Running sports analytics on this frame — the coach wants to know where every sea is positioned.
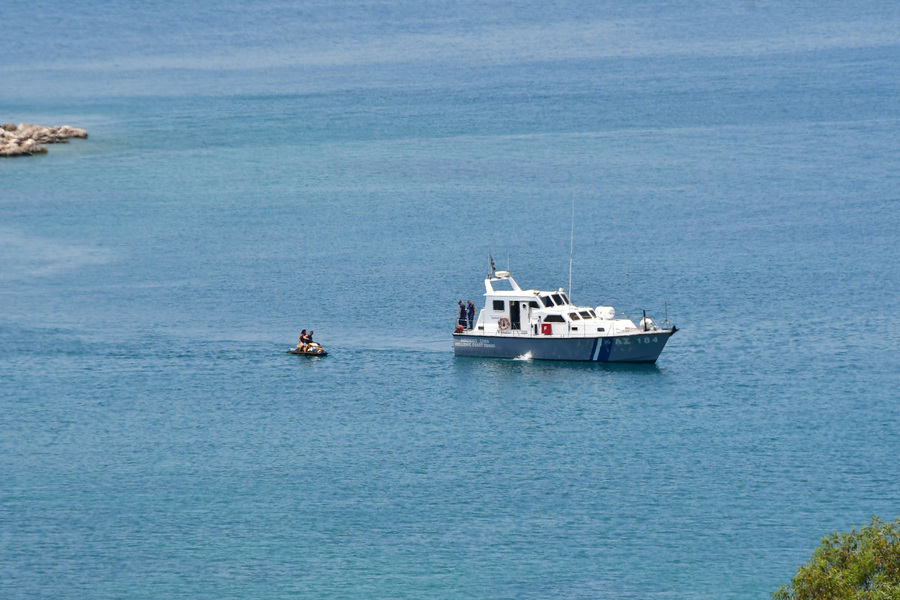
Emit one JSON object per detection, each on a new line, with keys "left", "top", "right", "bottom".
{"left": 1, "top": 1, "right": 899, "bottom": 598}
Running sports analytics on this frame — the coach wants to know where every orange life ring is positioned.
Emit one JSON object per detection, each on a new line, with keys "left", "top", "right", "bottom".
{"left": 498, "top": 316, "right": 510, "bottom": 331}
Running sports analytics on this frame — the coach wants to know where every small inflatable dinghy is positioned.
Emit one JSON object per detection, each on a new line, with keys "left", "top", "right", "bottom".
{"left": 286, "top": 343, "right": 328, "bottom": 356}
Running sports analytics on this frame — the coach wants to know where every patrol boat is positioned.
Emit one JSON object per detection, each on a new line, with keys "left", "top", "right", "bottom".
{"left": 453, "top": 269, "right": 677, "bottom": 363}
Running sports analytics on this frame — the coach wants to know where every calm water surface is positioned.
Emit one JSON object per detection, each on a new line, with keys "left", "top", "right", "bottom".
{"left": 2, "top": 2, "right": 899, "bottom": 598}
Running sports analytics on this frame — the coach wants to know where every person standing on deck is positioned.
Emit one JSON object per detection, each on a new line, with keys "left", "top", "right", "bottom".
{"left": 466, "top": 300, "right": 476, "bottom": 329}
{"left": 457, "top": 300, "right": 467, "bottom": 329}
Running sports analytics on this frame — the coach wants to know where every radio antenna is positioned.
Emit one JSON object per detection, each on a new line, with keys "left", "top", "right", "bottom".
{"left": 568, "top": 189, "right": 575, "bottom": 299}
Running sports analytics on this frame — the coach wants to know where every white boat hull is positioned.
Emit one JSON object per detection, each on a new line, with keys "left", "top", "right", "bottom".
{"left": 453, "top": 329, "right": 676, "bottom": 363}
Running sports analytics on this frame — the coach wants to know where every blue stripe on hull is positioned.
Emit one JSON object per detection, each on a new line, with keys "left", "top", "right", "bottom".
{"left": 596, "top": 338, "right": 614, "bottom": 362}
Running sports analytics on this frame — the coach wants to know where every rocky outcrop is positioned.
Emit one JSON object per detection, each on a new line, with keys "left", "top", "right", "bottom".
{"left": 1, "top": 122, "right": 88, "bottom": 157}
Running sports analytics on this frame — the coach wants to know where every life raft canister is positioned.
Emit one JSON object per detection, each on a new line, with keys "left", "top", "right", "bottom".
{"left": 498, "top": 316, "right": 510, "bottom": 331}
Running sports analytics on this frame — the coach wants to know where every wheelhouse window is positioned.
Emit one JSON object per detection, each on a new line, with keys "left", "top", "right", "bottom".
{"left": 529, "top": 300, "right": 540, "bottom": 309}
{"left": 544, "top": 315, "right": 565, "bottom": 323}
{"left": 579, "top": 311, "right": 592, "bottom": 319}
{"left": 560, "top": 293, "right": 570, "bottom": 305}
{"left": 493, "top": 300, "right": 505, "bottom": 311}
{"left": 552, "top": 293, "right": 564, "bottom": 306}
{"left": 540, "top": 295, "right": 554, "bottom": 308}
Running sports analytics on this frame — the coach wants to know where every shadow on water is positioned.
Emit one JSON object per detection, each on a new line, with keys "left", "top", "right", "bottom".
{"left": 451, "top": 354, "right": 663, "bottom": 377}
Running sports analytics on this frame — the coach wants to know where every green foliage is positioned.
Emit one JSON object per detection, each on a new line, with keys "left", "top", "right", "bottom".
{"left": 774, "top": 516, "right": 900, "bottom": 600}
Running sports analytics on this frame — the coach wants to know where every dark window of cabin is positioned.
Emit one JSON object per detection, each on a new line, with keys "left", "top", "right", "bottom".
{"left": 560, "top": 293, "right": 570, "bottom": 305}
{"left": 493, "top": 300, "right": 505, "bottom": 311}
{"left": 569, "top": 312, "right": 580, "bottom": 320}
{"left": 540, "top": 295, "right": 553, "bottom": 307}
{"left": 552, "top": 293, "right": 564, "bottom": 306}
{"left": 544, "top": 314, "right": 565, "bottom": 323}
{"left": 597, "top": 327, "right": 605, "bottom": 332}
{"left": 588, "top": 310, "right": 596, "bottom": 318}
{"left": 580, "top": 311, "right": 592, "bottom": 319}
{"left": 529, "top": 300, "right": 539, "bottom": 309}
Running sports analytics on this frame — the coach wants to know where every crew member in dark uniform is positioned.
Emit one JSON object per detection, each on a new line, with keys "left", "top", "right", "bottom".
{"left": 457, "top": 300, "right": 467, "bottom": 328}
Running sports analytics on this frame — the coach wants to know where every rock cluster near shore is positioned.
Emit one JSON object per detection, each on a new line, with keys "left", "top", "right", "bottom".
{"left": 1, "top": 122, "right": 89, "bottom": 157}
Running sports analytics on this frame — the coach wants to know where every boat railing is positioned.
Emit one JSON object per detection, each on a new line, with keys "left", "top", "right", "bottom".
{"left": 453, "top": 317, "right": 632, "bottom": 338}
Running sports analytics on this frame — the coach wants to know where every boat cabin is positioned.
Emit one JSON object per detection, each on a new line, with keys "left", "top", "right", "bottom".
{"left": 467, "top": 270, "right": 650, "bottom": 338}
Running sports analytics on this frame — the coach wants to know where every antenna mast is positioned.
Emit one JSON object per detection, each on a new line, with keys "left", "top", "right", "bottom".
{"left": 568, "top": 189, "right": 575, "bottom": 299}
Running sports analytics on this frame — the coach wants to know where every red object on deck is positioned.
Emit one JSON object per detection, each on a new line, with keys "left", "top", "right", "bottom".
{"left": 541, "top": 323, "right": 552, "bottom": 335}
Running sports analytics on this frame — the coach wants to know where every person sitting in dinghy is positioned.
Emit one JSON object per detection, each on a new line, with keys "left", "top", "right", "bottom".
{"left": 297, "top": 329, "right": 310, "bottom": 351}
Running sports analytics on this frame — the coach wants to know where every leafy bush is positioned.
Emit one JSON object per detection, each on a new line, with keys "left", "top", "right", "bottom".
{"left": 774, "top": 516, "right": 900, "bottom": 600}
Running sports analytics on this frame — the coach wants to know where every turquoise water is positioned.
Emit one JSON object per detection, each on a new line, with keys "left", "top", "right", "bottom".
{"left": 2, "top": 2, "right": 899, "bottom": 598}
